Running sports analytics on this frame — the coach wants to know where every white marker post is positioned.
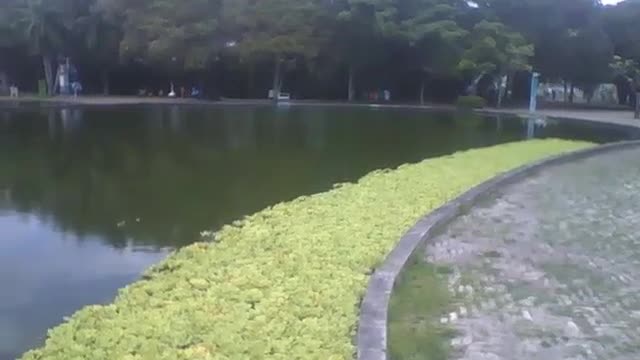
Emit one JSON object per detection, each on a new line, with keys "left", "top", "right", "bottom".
{"left": 529, "top": 72, "right": 540, "bottom": 113}
{"left": 527, "top": 72, "right": 540, "bottom": 139}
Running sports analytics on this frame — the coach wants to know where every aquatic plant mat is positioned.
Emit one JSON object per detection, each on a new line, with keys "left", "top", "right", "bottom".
{"left": 22, "top": 139, "right": 591, "bottom": 360}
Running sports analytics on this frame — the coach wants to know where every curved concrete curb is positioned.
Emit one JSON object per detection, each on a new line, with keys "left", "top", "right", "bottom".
{"left": 357, "top": 139, "right": 640, "bottom": 360}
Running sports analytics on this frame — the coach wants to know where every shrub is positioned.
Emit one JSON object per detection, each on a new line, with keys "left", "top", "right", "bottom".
{"left": 455, "top": 95, "right": 487, "bottom": 109}
{"left": 21, "top": 140, "right": 591, "bottom": 360}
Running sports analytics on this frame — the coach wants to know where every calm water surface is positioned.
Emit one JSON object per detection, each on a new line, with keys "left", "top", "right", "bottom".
{"left": 0, "top": 105, "right": 634, "bottom": 359}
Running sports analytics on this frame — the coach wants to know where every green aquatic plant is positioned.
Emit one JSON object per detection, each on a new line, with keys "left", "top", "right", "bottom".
{"left": 22, "top": 139, "right": 591, "bottom": 360}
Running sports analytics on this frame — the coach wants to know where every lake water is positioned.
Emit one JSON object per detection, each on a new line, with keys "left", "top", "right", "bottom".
{"left": 0, "top": 104, "right": 634, "bottom": 359}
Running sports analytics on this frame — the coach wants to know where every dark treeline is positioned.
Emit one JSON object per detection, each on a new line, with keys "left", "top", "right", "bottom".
{"left": 1, "top": 0, "right": 640, "bottom": 104}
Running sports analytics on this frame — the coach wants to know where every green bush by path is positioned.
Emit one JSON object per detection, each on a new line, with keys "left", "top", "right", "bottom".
{"left": 21, "top": 139, "right": 591, "bottom": 360}
{"left": 455, "top": 95, "right": 487, "bottom": 109}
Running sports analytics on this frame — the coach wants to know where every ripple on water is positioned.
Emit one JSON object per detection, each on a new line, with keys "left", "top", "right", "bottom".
{"left": 425, "top": 147, "right": 640, "bottom": 360}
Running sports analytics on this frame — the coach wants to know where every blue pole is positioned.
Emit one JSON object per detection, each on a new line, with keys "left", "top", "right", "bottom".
{"left": 529, "top": 72, "right": 540, "bottom": 113}
{"left": 527, "top": 117, "right": 535, "bottom": 139}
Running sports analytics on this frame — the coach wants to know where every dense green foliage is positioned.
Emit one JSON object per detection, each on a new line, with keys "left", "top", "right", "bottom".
{"left": 455, "top": 95, "right": 487, "bottom": 109}
{"left": 21, "top": 140, "right": 590, "bottom": 360}
{"left": 2, "top": 1, "right": 640, "bottom": 102}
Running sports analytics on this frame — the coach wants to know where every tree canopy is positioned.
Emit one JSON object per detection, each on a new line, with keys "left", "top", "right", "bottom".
{"left": 2, "top": 0, "right": 640, "bottom": 104}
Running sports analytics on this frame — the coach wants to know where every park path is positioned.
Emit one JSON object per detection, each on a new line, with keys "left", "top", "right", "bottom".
{"left": 485, "top": 108, "right": 640, "bottom": 129}
{"left": 426, "top": 146, "right": 640, "bottom": 360}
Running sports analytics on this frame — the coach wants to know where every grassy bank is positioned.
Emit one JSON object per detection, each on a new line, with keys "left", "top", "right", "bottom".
{"left": 388, "top": 255, "right": 456, "bottom": 360}
{"left": 22, "top": 139, "right": 591, "bottom": 360}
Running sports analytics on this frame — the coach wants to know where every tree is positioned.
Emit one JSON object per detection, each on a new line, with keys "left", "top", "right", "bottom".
{"left": 98, "top": 0, "right": 223, "bottom": 95}
{"left": 74, "top": 0, "right": 122, "bottom": 94}
{"left": 610, "top": 55, "right": 640, "bottom": 105}
{"left": 7, "top": 0, "right": 638, "bottom": 103}
{"left": 604, "top": 0, "right": 640, "bottom": 61}
{"left": 0, "top": 0, "right": 26, "bottom": 48}
{"left": 13, "top": 0, "right": 74, "bottom": 95}
{"left": 564, "top": 25, "right": 613, "bottom": 102}
{"left": 224, "top": 0, "right": 329, "bottom": 102}
{"left": 458, "top": 20, "right": 533, "bottom": 106}
{"left": 401, "top": 0, "right": 468, "bottom": 104}
{"left": 475, "top": 0, "right": 614, "bottom": 104}
{"left": 327, "top": 0, "right": 399, "bottom": 101}
{"left": 604, "top": 0, "right": 640, "bottom": 104}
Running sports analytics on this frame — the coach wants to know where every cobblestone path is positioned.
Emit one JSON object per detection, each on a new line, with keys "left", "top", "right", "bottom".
{"left": 425, "top": 147, "right": 640, "bottom": 360}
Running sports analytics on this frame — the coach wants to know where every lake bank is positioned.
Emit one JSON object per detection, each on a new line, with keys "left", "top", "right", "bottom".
{"left": 3, "top": 95, "right": 639, "bottom": 130}
{"left": 20, "top": 140, "right": 590, "bottom": 359}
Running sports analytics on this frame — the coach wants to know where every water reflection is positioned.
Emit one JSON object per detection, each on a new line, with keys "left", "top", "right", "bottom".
{"left": 0, "top": 105, "right": 632, "bottom": 359}
{"left": 0, "top": 212, "right": 168, "bottom": 359}
{"left": 0, "top": 107, "right": 634, "bottom": 249}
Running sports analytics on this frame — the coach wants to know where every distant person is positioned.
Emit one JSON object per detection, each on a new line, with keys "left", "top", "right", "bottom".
{"left": 9, "top": 84, "right": 19, "bottom": 97}
{"left": 72, "top": 81, "right": 82, "bottom": 97}
{"left": 384, "top": 89, "right": 390, "bottom": 102}
{"left": 191, "top": 87, "right": 200, "bottom": 98}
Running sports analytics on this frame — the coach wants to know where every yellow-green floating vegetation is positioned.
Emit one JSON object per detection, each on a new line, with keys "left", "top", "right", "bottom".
{"left": 22, "top": 139, "right": 591, "bottom": 360}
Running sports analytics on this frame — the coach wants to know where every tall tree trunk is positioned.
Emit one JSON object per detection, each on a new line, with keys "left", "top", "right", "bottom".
{"left": 102, "top": 69, "right": 110, "bottom": 95}
{"left": 199, "top": 79, "right": 205, "bottom": 98}
{"left": 348, "top": 65, "right": 355, "bottom": 102}
{"left": 505, "top": 73, "right": 513, "bottom": 102}
{"left": 247, "top": 63, "right": 254, "bottom": 98}
{"left": 0, "top": 71, "right": 7, "bottom": 94}
{"left": 43, "top": 54, "right": 54, "bottom": 96}
{"left": 615, "top": 79, "right": 628, "bottom": 106}
{"left": 419, "top": 76, "right": 425, "bottom": 105}
{"left": 496, "top": 74, "right": 506, "bottom": 108}
{"left": 272, "top": 58, "right": 282, "bottom": 103}
{"left": 569, "top": 83, "right": 575, "bottom": 103}
{"left": 563, "top": 81, "right": 568, "bottom": 103}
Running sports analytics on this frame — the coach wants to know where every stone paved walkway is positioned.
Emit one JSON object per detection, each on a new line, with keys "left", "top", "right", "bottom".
{"left": 425, "top": 147, "right": 640, "bottom": 360}
{"left": 487, "top": 108, "right": 640, "bottom": 129}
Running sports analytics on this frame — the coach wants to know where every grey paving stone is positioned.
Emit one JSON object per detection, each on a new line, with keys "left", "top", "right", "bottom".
{"left": 423, "top": 147, "right": 640, "bottom": 360}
